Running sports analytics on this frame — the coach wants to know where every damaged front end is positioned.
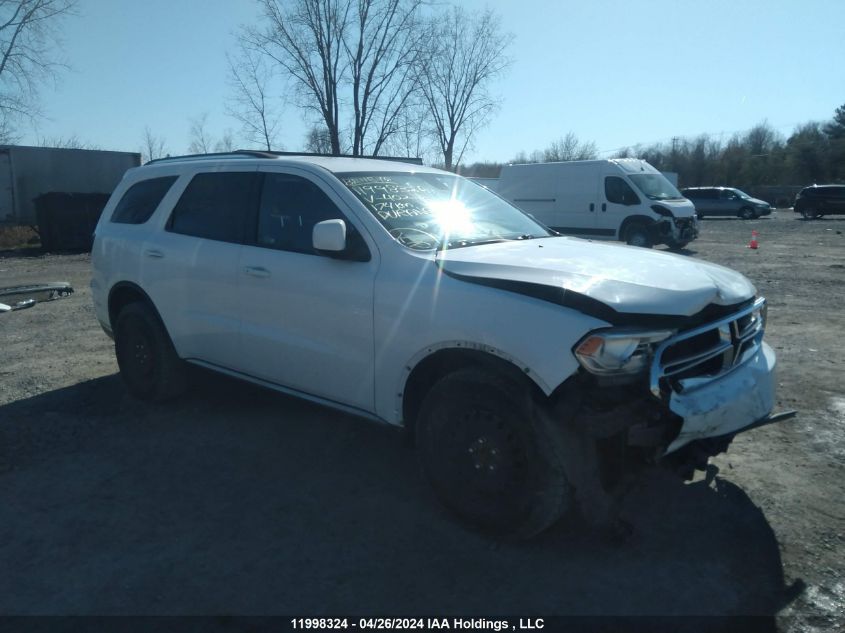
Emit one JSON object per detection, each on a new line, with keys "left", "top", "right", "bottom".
{"left": 544, "top": 297, "right": 784, "bottom": 527}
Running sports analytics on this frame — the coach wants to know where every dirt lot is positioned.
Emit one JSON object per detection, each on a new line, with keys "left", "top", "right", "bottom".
{"left": 1, "top": 212, "right": 843, "bottom": 630}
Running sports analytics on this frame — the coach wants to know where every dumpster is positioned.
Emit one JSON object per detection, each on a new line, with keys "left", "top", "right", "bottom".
{"left": 34, "top": 192, "right": 111, "bottom": 251}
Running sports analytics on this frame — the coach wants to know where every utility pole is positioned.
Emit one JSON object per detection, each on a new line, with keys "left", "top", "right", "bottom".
{"left": 671, "top": 136, "right": 679, "bottom": 171}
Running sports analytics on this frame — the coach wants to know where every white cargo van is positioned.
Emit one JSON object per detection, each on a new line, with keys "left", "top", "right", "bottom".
{"left": 490, "top": 159, "right": 698, "bottom": 249}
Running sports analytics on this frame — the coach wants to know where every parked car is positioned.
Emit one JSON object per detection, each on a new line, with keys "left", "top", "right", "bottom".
{"left": 481, "top": 159, "right": 698, "bottom": 250}
{"left": 793, "top": 184, "right": 845, "bottom": 219}
{"left": 681, "top": 187, "right": 773, "bottom": 219}
{"left": 91, "top": 151, "right": 779, "bottom": 538}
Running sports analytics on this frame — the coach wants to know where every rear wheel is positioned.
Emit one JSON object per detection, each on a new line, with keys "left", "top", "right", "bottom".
{"left": 114, "top": 302, "right": 186, "bottom": 401}
{"left": 415, "top": 367, "right": 571, "bottom": 539}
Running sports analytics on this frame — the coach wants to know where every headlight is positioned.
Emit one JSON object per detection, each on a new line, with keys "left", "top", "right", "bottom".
{"left": 574, "top": 329, "right": 673, "bottom": 378}
{"left": 753, "top": 297, "right": 767, "bottom": 331}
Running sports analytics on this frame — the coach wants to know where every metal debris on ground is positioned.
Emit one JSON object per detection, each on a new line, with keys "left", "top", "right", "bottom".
{"left": 0, "top": 282, "right": 73, "bottom": 315}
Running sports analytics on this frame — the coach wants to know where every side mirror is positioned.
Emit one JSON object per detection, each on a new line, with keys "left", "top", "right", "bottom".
{"left": 313, "top": 219, "right": 347, "bottom": 252}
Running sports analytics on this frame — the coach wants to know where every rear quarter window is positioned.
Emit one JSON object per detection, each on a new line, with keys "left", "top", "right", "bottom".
{"left": 111, "top": 176, "right": 178, "bottom": 224}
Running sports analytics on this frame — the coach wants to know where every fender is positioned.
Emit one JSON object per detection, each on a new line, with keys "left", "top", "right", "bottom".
{"left": 107, "top": 281, "right": 173, "bottom": 340}
{"left": 396, "top": 341, "right": 554, "bottom": 426}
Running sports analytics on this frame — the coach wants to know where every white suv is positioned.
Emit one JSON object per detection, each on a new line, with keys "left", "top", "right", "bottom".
{"left": 91, "top": 151, "right": 779, "bottom": 538}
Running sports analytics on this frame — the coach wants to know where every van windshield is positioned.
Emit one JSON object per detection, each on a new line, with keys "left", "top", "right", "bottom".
{"left": 628, "top": 174, "right": 684, "bottom": 201}
{"left": 339, "top": 172, "right": 552, "bottom": 250}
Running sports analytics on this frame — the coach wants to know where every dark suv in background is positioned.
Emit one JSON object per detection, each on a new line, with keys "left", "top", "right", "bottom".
{"left": 681, "top": 187, "right": 773, "bottom": 219}
{"left": 793, "top": 185, "right": 845, "bottom": 219}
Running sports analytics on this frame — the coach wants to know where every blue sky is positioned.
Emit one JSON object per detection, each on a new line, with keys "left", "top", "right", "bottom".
{"left": 22, "top": 0, "right": 845, "bottom": 163}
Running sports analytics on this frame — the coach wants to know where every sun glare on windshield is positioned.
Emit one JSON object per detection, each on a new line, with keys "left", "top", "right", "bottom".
{"left": 428, "top": 198, "right": 474, "bottom": 237}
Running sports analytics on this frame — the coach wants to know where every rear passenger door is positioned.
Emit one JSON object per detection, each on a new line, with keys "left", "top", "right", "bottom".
{"left": 237, "top": 167, "right": 377, "bottom": 411}
{"left": 695, "top": 189, "right": 719, "bottom": 216}
{"left": 141, "top": 167, "right": 259, "bottom": 368}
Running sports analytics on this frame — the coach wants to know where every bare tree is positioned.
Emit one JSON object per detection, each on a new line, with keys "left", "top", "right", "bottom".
{"left": 226, "top": 50, "right": 283, "bottom": 150}
{"left": 304, "top": 124, "right": 332, "bottom": 153}
{"left": 0, "top": 0, "right": 76, "bottom": 133}
{"left": 542, "top": 132, "right": 598, "bottom": 162}
{"left": 417, "top": 7, "right": 512, "bottom": 170}
{"left": 37, "top": 134, "right": 97, "bottom": 149}
{"left": 188, "top": 113, "right": 214, "bottom": 153}
{"left": 344, "top": 0, "right": 424, "bottom": 156}
{"left": 245, "top": 0, "right": 347, "bottom": 155}
{"left": 382, "top": 101, "right": 434, "bottom": 162}
{"left": 214, "top": 128, "right": 236, "bottom": 152}
{"left": 140, "top": 126, "right": 167, "bottom": 163}
{"left": 242, "top": 0, "right": 426, "bottom": 157}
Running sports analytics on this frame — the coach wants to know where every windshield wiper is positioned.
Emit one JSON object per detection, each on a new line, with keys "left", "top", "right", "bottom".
{"left": 444, "top": 238, "right": 508, "bottom": 249}
{"left": 437, "top": 233, "right": 540, "bottom": 251}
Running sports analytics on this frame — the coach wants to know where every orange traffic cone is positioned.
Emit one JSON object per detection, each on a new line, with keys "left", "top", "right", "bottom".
{"left": 748, "top": 230, "right": 759, "bottom": 249}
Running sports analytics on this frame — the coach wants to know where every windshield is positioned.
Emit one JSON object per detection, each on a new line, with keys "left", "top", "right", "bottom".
{"left": 733, "top": 189, "right": 753, "bottom": 199}
{"left": 628, "top": 174, "right": 684, "bottom": 201}
{"left": 339, "top": 172, "right": 552, "bottom": 250}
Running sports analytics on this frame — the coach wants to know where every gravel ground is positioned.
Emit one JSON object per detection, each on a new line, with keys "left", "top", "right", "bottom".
{"left": 0, "top": 212, "right": 843, "bottom": 630}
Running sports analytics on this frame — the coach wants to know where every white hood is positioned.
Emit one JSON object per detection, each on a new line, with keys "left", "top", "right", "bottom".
{"left": 437, "top": 236, "right": 756, "bottom": 317}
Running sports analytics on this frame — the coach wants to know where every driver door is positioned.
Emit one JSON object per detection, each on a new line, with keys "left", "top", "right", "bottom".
{"left": 600, "top": 175, "right": 641, "bottom": 236}
{"left": 237, "top": 167, "right": 378, "bottom": 411}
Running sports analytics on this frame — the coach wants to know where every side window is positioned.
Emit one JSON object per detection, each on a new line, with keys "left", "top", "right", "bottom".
{"left": 256, "top": 173, "right": 360, "bottom": 256}
{"left": 111, "top": 176, "right": 178, "bottom": 224}
{"left": 683, "top": 190, "right": 699, "bottom": 200}
{"left": 168, "top": 172, "right": 257, "bottom": 243}
{"left": 719, "top": 189, "right": 736, "bottom": 200}
{"left": 703, "top": 189, "right": 718, "bottom": 200}
{"left": 604, "top": 176, "right": 639, "bottom": 205}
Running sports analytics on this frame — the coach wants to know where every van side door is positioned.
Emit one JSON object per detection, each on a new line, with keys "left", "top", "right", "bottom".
{"left": 237, "top": 167, "right": 377, "bottom": 411}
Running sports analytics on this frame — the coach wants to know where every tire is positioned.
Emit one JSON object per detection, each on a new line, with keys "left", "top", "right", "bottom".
{"left": 801, "top": 208, "right": 819, "bottom": 220}
{"left": 415, "top": 367, "right": 571, "bottom": 539}
{"left": 738, "top": 207, "right": 755, "bottom": 220}
{"left": 114, "top": 301, "right": 186, "bottom": 401}
{"left": 624, "top": 223, "right": 652, "bottom": 248}
{"left": 668, "top": 240, "right": 690, "bottom": 251}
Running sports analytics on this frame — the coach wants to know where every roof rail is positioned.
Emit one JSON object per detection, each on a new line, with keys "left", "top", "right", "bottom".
{"left": 146, "top": 149, "right": 423, "bottom": 166}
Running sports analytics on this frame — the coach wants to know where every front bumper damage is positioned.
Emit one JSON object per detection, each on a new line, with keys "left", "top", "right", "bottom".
{"left": 656, "top": 216, "right": 699, "bottom": 244}
{"left": 542, "top": 341, "right": 790, "bottom": 529}
{"left": 665, "top": 342, "right": 776, "bottom": 453}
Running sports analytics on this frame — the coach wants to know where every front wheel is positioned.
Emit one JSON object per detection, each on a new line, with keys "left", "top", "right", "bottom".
{"left": 738, "top": 207, "right": 756, "bottom": 220}
{"left": 801, "top": 208, "right": 819, "bottom": 220}
{"left": 624, "top": 224, "right": 653, "bottom": 248}
{"left": 114, "top": 302, "right": 186, "bottom": 401}
{"left": 415, "top": 367, "right": 571, "bottom": 539}
{"left": 668, "top": 240, "right": 691, "bottom": 251}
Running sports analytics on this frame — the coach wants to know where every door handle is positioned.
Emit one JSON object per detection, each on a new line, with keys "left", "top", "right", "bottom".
{"left": 244, "top": 266, "right": 270, "bottom": 278}
{"left": 602, "top": 203, "right": 607, "bottom": 212}
{"left": 144, "top": 249, "right": 164, "bottom": 258}
{"left": 589, "top": 203, "right": 595, "bottom": 212}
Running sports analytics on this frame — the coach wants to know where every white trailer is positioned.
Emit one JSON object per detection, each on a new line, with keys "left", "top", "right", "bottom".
{"left": 0, "top": 145, "right": 141, "bottom": 225}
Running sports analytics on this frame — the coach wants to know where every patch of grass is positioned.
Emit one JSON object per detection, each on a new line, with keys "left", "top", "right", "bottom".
{"left": 0, "top": 225, "right": 40, "bottom": 250}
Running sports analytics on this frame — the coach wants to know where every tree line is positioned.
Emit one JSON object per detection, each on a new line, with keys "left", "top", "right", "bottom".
{"left": 457, "top": 106, "right": 845, "bottom": 196}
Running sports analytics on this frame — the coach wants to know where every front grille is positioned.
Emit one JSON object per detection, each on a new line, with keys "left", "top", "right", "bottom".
{"left": 650, "top": 297, "right": 766, "bottom": 397}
